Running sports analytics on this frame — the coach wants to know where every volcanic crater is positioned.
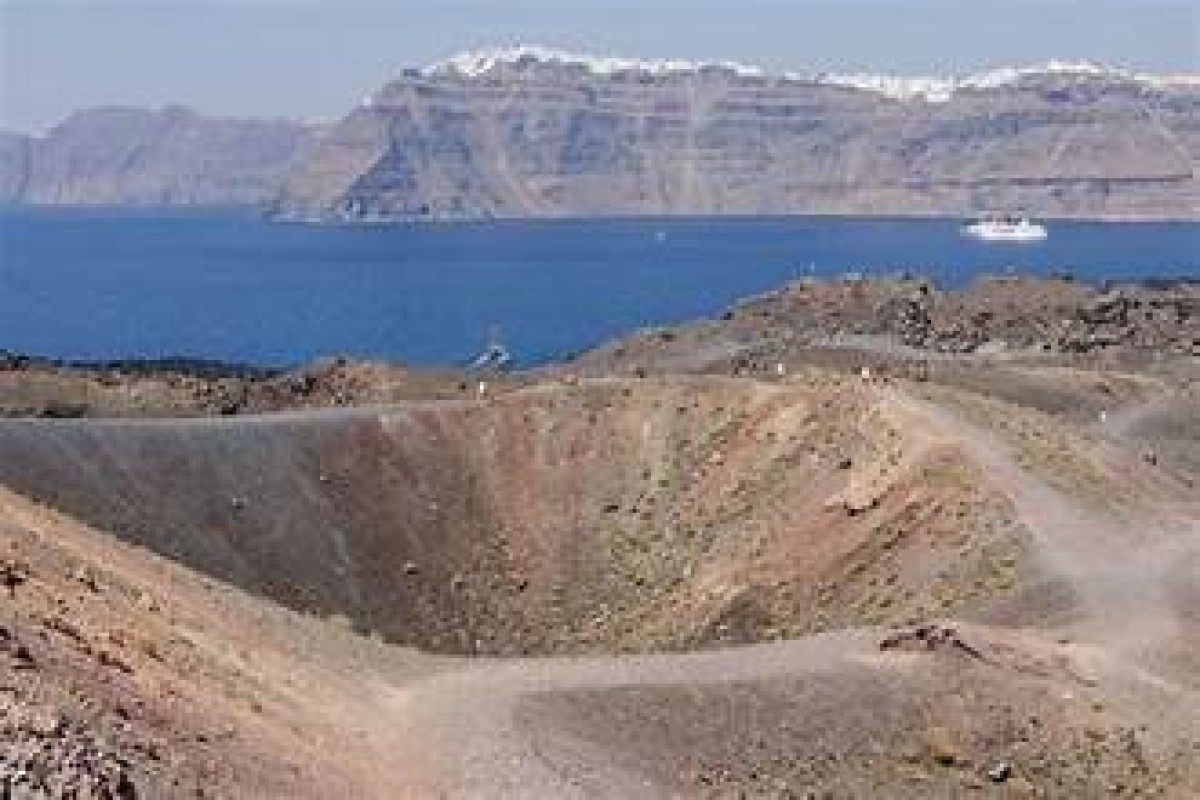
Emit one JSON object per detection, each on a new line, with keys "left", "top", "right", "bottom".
{"left": 0, "top": 374, "right": 1045, "bottom": 658}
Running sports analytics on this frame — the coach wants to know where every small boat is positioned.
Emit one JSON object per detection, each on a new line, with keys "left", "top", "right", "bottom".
{"left": 468, "top": 326, "right": 513, "bottom": 372}
{"left": 962, "top": 214, "right": 1048, "bottom": 242}
{"left": 468, "top": 342, "right": 512, "bottom": 372}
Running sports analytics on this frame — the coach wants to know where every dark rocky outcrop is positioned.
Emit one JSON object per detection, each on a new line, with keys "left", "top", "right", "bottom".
{"left": 571, "top": 275, "right": 1200, "bottom": 381}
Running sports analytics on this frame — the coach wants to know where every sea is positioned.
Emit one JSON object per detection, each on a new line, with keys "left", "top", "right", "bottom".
{"left": 1, "top": 207, "right": 1196, "bottom": 368}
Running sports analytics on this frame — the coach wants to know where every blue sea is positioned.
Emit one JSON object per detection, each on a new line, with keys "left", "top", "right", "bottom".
{"left": 1, "top": 207, "right": 1197, "bottom": 367}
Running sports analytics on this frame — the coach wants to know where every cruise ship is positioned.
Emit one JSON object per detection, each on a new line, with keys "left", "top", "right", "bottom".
{"left": 962, "top": 215, "right": 1048, "bottom": 242}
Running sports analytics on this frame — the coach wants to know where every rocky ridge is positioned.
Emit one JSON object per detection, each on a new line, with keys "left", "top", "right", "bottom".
{"left": 272, "top": 49, "right": 1200, "bottom": 221}
{"left": 0, "top": 353, "right": 526, "bottom": 419}
{"left": 424, "top": 47, "right": 1200, "bottom": 102}
{"left": 562, "top": 276, "right": 1200, "bottom": 382}
{"left": 4, "top": 49, "right": 1198, "bottom": 219}
{"left": 1, "top": 106, "right": 318, "bottom": 206}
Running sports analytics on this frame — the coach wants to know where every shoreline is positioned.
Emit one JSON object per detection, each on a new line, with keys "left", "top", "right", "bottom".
{"left": 5, "top": 202, "right": 1200, "bottom": 225}
{"left": 3, "top": 272, "right": 1195, "bottom": 418}
{"left": 3, "top": 271, "right": 1197, "bottom": 377}
{"left": 3, "top": 272, "right": 1196, "bottom": 376}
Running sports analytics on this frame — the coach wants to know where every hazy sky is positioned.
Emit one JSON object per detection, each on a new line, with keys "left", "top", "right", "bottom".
{"left": 2, "top": 0, "right": 1197, "bottom": 133}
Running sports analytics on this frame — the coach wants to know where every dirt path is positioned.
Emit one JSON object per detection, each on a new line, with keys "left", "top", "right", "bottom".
{"left": 1099, "top": 398, "right": 1167, "bottom": 440}
{"left": 888, "top": 388, "right": 1200, "bottom": 661}
{"left": 372, "top": 630, "right": 884, "bottom": 798}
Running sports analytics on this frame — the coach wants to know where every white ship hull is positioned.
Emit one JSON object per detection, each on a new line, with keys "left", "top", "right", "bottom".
{"left": 963, "top": 219, "right": 1048, "bottom": 242}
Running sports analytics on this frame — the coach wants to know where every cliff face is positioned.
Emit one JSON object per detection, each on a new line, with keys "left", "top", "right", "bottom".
{"left": 0, "top": 131, "right": 32, "bottom": 203}
{"left": 3, "top": 105, "right": 318, "bottom": 207}
{"left": 272, "top": 53, "right": 1200, "bottom": 221}
{"left": 4, "top": 52, "right": 1198, "bottom": 219}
